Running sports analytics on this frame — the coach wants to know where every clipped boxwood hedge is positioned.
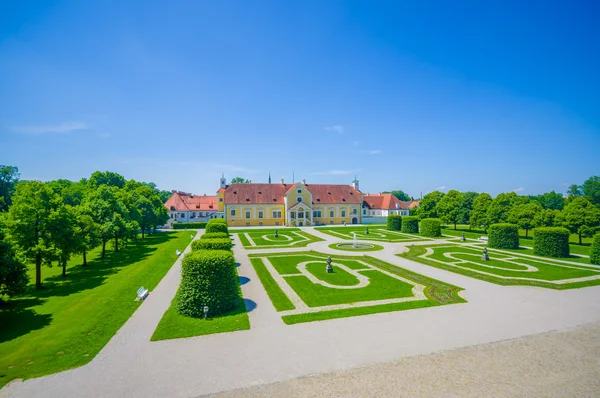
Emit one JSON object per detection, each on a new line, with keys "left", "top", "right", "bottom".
{"left": 589, "top": 233, "right": 600, "bottom": 265}
{"left": 420, "top": 218, "right": 442, "bottom": 237}
{"left": 209, "top": 218, "right": 227, "bottom": 224}
{"left": 401, "top": 216, "right": 419, "bottom": 234}
{"left": 176, "top": 250, "right": 239, "bottom": 317}
{"left": 191, "top": 238, "right": 232, "bottom": 251}
{"left": 488, "top": 223, "right": 519, "bottom": 249}
{"left": 201, "top": 232, "right": 230, "bottom": 240}
{"left": 172, "top": 222, "right": 207, "bottom": 230}
{"left": 387, "top": 214, "right": 402, "bottom": 231}
{"left": 533, "top": 227, "right": 570, "bottom": 258}
{"left": 206, "top": 221, "right": 228, "bottom": 234}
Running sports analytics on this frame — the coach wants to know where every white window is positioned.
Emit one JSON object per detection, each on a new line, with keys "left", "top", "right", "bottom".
{"left": 352, "top": 208, "right": 357, "bottom": 214}
{"left": 341, "top": 210, "right": 346, "bottom": 217}
{"left": 180, "top": 213, "right": 185, "bottom": 218}
{"left": 245, "top": 210, "right": 251, "bottom": 219}
{"left": 313, "top": 210, "right": 322, "bottom": 218}
{"left": 273, "top": 210, "right": 282, "bottom": 218}
{"left": 329, "top": 209, "right": 334, "bottom": 217}
{"left": 258, "top": 211, "right": 263, "bottom": 219}
{"left": 297, "top": 189, "right": 302, "bottom": 194}
{"left": 230, "top": 208, "right": 236, "bottom": 216}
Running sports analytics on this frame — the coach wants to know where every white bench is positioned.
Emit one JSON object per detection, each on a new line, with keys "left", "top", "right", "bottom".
{"left": 176, "top": 249, "right": 182, "bottom": 256}
{"left": 478, "top": 236, "right": 488, "bottom": 242}
{"left": 137, "top": 286, "right": 149, "bottom": 301}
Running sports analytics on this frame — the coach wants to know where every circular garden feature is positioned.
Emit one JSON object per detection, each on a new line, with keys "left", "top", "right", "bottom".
{"left": 328, "top": 242, "right": 384, "bottom": 252}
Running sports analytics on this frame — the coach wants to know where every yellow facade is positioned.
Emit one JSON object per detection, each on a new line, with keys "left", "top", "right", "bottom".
{"left": 225, "top": 204, "right": 286, "bottom": 227}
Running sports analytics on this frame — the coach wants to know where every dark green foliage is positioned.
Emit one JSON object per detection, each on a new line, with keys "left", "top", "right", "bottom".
{"left": 589, "top": 233, "right": 600, "bottom": 265}
{"left": 387, "top": 214, "right": 402, "bottom": 231}
{"left": 172, "top": 222, "right": 207, "bottom": 229}
{"left": 420, "top": 218, "right": 442, "bottom": 237}
{"left": 209, "top": 218, "right": 227, "bottom": 224}
{"left": 191, "top": 238, "right": 232, "bottom": 251}
{"left": 200, "top": 232, "right": 230, "bottom": 240}
{"left": 488, "top": 223, "right": 519, "bottom": 249}
{"left": 533, "top": 227, "right": 570, "bottom": 258}
{"left": 176, "top": 250, "right": 240, "bottom": 317}
{"left": 0, "top": 225, "right": 29, "bottom": 298}
{"left": 401, "top": 216, "right": 419, "bottom": 233}
{"left": 206, "top": 221, "right": 228, "bottom": 234}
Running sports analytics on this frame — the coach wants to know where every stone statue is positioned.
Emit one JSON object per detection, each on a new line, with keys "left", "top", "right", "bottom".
{"left": 461, "top": 232, "right": 466, "bottom": 241}
{"left": 274, "top": 229, "right": 278, "bottom": 238}
{"left": 365, "top": 227, "right": 369, "bottom": 235}
{"left": 326, "top": 263, "right": 333, "bottom": 273}
{"left": 482, "top": 247, "right": 489, "bottom": 261}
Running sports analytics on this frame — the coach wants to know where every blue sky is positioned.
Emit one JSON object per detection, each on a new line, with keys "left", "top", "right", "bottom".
{"left": 1, "top": 1, "right": 598, "bottom": 198}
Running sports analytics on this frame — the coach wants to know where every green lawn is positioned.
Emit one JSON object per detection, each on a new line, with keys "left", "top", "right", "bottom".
{"left": 400, "top": 243, "right": 600, "bottom": 289}
{"left": 315, "top": 226, "right": 426, "bottom": 242}
{"left": 0, "top": 231, "right": 191, "bottom": 389}
{"left": 236, "top": 229, "right": 323, "bottom": 249}
{"left": 249, "top": 251, "right": 465, "bottom": 324}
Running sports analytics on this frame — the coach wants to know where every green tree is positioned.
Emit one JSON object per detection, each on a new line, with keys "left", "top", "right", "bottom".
{"left": 487, "top": 192, "right": 518, "bottom": 225}
{"left": 50, "top": 204, "right": 80, "bottom": 277}
{"left": 230, "top": 177, "right": 251, "bottom": 184}
{"left": 85, "top": 185, "right": 121, "bottom": 258}
{"left": 582, "top": 176, "right": 600, "bottom": 206}
{"left": 508, "top": 202, "right": 542, "bottom": 237}
{"left": 535, "top": 191, "right": 565, "bottom": 210}
{"left": 75, "top": 205, "right": 100, "bottom": 266}
{"left": 561, "top": 197, "right": 600, "bottom": 244}
{"left": 567, "top": 184, "right": 582, "bottom": 200}
{"left": 470, "top": 193, "right": 492, "bottom": 231}
{"left": 533, "top": 208, "right": 561, "bottom": 228}
{"left": 457, "top": 192, "right": 479, "bottom": 225}
{"left": 0, "top": 219, "right": 29, "bottom": 299}
{"left": 436, "top": 190, "right": 463, "bottom": 229}
{"left": 88, "top": 171, "right": 126, "bottom": 189}
{"left": 383, "top": 190, "right": 411, "bottom": 201}
{"left": 416, "top": 191, "right": 445, "bottom": 219}
{"left": 0, "top": 165, "right": 20, "bottom": 212}
{"left": 3, "top": 181, "right": 63, "bottom": 288}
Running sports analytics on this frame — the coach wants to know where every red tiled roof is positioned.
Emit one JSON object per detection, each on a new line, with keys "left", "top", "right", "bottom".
{"left": 165, "top": 192, "right": 218, "bottom": 211}
{"left": 307, "top": 184, "right": 362, "bottom": 204}
{"left": 223, "top": 183, "right": 362, "bottom": 205}
{"left": 363, "top": 193, "right": 411, "bottom": 210}
{"left": 407, "top": 200, "right": 420, "bottom": 209}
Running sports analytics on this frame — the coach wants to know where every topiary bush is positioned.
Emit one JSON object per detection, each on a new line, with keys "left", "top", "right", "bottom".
{"left": 206, "top": 221, "right": 228, "bottom": 234}
{"left": 172, "top": 222, "right": 207, "bottom": 229}
{"left": 192, "top": 238, "right": 232, "bottom": 251}
{"left": 176, "top": 250, "right": 240, "bottom": 317}
{"left": 402, "top": 216, "right": 419, "bottom": 234}
{"left": 209, "top": 218, "right": 227, "bottom": 224}
{"left": 387, "top": 214, "right": 402, "bottom": 231}
{"left": 533, "top": 227, "right": 570, "bottom": 258}
{"left": 589, "top": 233, "right": 600, "bottom": 265}
{"left": 488, "top": 223, "right": 519, "bottom": 249}
{"left": 420, "top": 218, "right": 442, "bottom": 237}
{"left": 201, "top": 232, "right": 230, "bottom": 240}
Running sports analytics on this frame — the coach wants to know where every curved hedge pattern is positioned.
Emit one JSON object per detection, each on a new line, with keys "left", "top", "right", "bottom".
{"left": 533, "top": 227, "right": 570, "bottom": 258}
{"left": 401, "top": 216, "right": 419, "bottom": 234}
{"left": 420, "top": 218, "right": 442, "bottom": 237}
{"left": 176, "top": 250, "right": 239, "bottom": 317}
{"left": 590, "top": 233, "right": 600, "bottom": 265}
{"left": 191, "top": 238, "right": 233, "bottom": 251}
{"left": 387, "top": 214, "right": 402, "bottom": 231}
{"left": 201, "top": 232, "right": 230, "bottom": 240}
{"left": 488, "top": 223, "right": 519, "bottom": 249}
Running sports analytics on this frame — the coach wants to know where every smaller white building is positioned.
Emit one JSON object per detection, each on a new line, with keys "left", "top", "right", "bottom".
{"left": 362, "top": 193, "right": 416, "bottom": 224}
{"left": 164, "top": 191, "right": 222, "bottom": 224}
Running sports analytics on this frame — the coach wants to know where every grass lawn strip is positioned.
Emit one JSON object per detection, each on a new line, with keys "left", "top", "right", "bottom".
{"left": 249, "top": 258, "right": 295, "bottom": 311}
{"left": 236, "top": 230, "right": 323, "bottom": 249}
{"left": 248, "top": 251, "right": 465, "bottom": 324}
{"left": 0, "top": 231, "right": 191, "bottom": 389}
{"left": 315, "top": 226, "right": 424, "bottom": 242}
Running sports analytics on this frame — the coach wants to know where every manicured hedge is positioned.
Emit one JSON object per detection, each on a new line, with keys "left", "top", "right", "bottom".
{"left": 533, "top": 227, "right": 570, "bottom": 258}
{"left": 206, "top": 220, "right": 228, "bottom": 234}
{"left": 176, "top": 250, "right": 239, "bottom": 317}
{"left": 209, "top": 218, "right": 227, "bottom": 224}
{"left": 488, "top": 223, "right": 519, "bottom": 249}
{"left": 172, "top": 222, "right": 207, "bottom": 230}
{"left": 589, "top": 233, "right": 600, "bottom": 265}
{"left": 201, "top": 232, "right": 230, "bottom": 240}
{"left": 387, "top": 214, "right": 402, "bottom": 231}
{"left": 402, "top": 216, "right": 419, "bottom": 234}
{"left": 192, "top": 238, "right": 232, "bottom": 251}
{"left": 420, "top": 218, "right": 442, "bottom": 237}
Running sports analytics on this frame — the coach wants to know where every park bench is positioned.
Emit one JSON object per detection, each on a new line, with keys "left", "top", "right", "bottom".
{"left": 478, "top": 236, "right": 488, "bottom": 242}
{"left": 137, "top": 286, "right": 149, "bottom": 301}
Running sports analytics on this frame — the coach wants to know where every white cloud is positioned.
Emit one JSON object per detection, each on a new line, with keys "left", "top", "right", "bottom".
{"left": 513, "top": 187, "right": 525, "bottom": 192}
{"left": 12, "top": 121, "right": 90, "bottom": 135}
{"left": 324, "top": 125, "right": 344, "bottom": 134}
{"left": 310, "top": 169, "right": 353, "bottom": 176}
{"left": 363, "top": 149, "right": 381, "bottom": 155}
{"left": 436, "top": 185, "right": 447, "bottom": 191}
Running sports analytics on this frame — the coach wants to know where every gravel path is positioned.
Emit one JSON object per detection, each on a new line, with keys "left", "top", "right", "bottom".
{"left": 210, "top": 321, "right": 600, "bottom": 397}
{"left": 3, "top": 226, "right": 600, "bottom": 398}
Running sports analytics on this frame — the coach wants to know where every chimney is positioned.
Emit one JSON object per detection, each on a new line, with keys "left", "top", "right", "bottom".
{"left": 302, "top": 179, "right": 306, "bottom": 185}
{"left": 281, "top": 178, "right": 284, "bottom": 185}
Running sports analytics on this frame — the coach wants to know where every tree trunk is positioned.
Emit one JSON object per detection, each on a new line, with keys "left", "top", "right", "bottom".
{"left": 35, "top": 252, "right": 42, "bottom": 289}
{"left": 83, "top": 250, "right": 87, "bottom": 266}
{"left": 102, "top": 240, "right": 106, "bottom": 258}
{"left": 142, "top": 228, "right": 145, "bottom": 239}
{"left": 115, "top": 237, "right": 119, "bottom": 252}
{"left": 62, "top": 259, "right": 67, "bottom": 277}
{"left": 454, "top": 222, "right": 457, "bottom": 230}
{"left": 579, "top": 233, "right": 582, "bottom": 245}
{"left": 525, "top": 229, "right": 529, "bottom": 237}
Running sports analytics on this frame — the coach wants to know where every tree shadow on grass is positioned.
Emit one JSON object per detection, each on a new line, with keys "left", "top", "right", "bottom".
{"left": 0, "top": 298, "right": 52, "bottom": 343}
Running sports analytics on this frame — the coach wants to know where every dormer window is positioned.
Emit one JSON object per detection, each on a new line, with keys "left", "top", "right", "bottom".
{"left": 297, "top": 189, "right": 302, "bottom": 194}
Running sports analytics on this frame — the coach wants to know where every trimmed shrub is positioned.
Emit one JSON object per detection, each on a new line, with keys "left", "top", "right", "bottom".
{"left": 206, "top": 221, "right": 228, "bottom": 234}
{"left": 201, "top": 232, "right": 230, "bottom": 240}
{"left": 387, "top": 214, "right": 402, "bottom": 231}
{"left": 402, "top": 216, "right": 419, "bottom": 234}
{"left": 488, "top": 223, "right": 519, "bottom": 249}
{"left": 209, "top": 218, "right": 227, "bottom": 224}
{"left": 176, "top": 250, "right": 239, "bottom": 317}
{"left": 172, "top": 222, "right": 207, "bottom": 230}
{"left": 192, "top": 238, "right": 232, "bottom": 251}
{"left": 533, "top": 227, "right": 570, "bottom": 258}
{"left": 420, "top": 218, "right": 442, "bottom": 237}
{"left": 591, "top": 233, "right": 600, "bottom": 265}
